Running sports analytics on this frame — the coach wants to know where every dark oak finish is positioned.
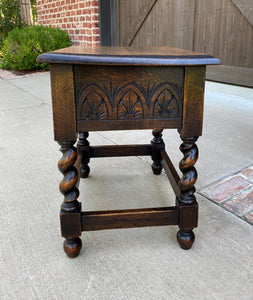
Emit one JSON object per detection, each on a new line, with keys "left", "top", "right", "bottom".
{"left": 160, "top": 149, "right": 180, "bottom": 198}
{"left": 50, "top": 64, "right": 76, "bottom": 141}
{"left": 77, "top": 132, "right": 90, "bottom": 178}
{"left": 151, "top": 129, "right": 164, "bottom": 175}
{"left": 178, "top": 137, "right": 198, "bottom": 205}
{"left": 58, "top": 141, "right": 82, "bottom": 258}
{"left": 176, "top": 136, "right": 199, "bottom": 250}
{"left": 77, "top": 118, "right": 181, "bottom": 132}
{"left": 78, "top": 144, "right": 152, "bottom": 158}
{"left": 74, "top": 65, "right": 183, "bottom": 132}
{"left": 181, "top": 67, "right": 206, "bottom": 138}
{"left": 37, "top": 46, "right": 220, "bottom": 258}
{"left": 81, "top": 207, "right": 178, "bottom": 231}
{"left": 37, "top": 45, "right": 220, "bottom": 66}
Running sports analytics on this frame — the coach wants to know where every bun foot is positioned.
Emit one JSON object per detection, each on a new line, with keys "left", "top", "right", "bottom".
{"left": 177, "top": 229, "right": 195, "bottom": 250}
{"left": 151, "top": 162, "right": 162, "bottom": 175}
{"left": 80, "top": 164, "right": 90, "bottom": 178}
{"left": 63, "top": 237, "right": 82, "bottom": 258}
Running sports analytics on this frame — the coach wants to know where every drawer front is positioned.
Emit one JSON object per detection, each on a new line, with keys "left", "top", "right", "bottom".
{"left": 74, "top": 65, "right": 184, "bottom": 131}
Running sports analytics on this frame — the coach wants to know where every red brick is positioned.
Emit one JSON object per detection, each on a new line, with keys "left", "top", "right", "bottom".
{"left": 80, "top": 29, "right": 91, "bottom": 35}
{"left": 240, "top": 167, "right": 253, "bottom": 182}
{"left": 84, "top": 36, "right": 92, "bottom": 42}
{"left": 91, "top": 1, "right": 99, "bottom": 6}
{"left": 92, "top": 28, "right": 99, "bottom": 35}
{"left": 84, "top": 8, "right": 91, "bottom": 14}
{"left": 201, "top": 175, "right": 252, "bottom": 203}
{"left": 92, "top": 42, "right": 100, "bottom": 47}
{"left": 91, "top": 7, "right": 99, "bottom": 14}
{"left": 244, "top": 212, "right": 253, "bottom": 225}
{"left": 37, "top": 0, "right": 100, "bottom": 47}
{"left": 92, "top": 21, "right": 99, "bottom": 28}
{"left": 83, "top": 22, "right": 91, "bottom": 28}
{"left": 92, "top": 14, "right": 98, "bottom": 21}
{"left": 92, "top": 35, "right": 100, "bottom": 42}
{"left": 223, "top": 188, "right": 253, "bottom": 217}
{"left": 85, "top": 1, "right": 90, "bottom": 8}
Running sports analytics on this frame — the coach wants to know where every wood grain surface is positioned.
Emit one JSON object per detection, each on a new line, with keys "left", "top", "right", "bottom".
{"left": 37, "top": 45, "right": 220, "bottom": 66}
{"left": 50, "top": 64, "right": 77, "bottom": 141}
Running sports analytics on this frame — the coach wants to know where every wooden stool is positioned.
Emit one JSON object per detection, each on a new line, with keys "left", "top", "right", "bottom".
{"left": 37, "top": 46, "right": 220, "bottom": 258}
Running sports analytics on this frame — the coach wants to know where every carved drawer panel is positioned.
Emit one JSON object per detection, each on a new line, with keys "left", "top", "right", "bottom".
{"left": 74, "top": 65, "right": 184, "bottom": 131}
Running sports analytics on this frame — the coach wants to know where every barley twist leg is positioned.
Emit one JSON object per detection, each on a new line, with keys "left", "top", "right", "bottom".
{"left": 58, "top": 141, "right": 82, "bottom": 258}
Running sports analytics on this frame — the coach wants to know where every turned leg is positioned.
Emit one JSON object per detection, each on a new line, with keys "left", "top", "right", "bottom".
{"left": 151, "top": 129, "right": 165, "bottom": 175}
{"left": 177, "top": 137, "right": 199, "bottom": 250}
{"left": 77, "top": 132, "right": 90, "bottom": 178}
{"left": 58, "top": 141, "right": 82, "bottom": 258}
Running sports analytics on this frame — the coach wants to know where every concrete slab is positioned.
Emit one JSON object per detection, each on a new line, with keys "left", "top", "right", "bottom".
{"left": 0, "top": 74, "right": 252, "bottom": 299}
{"left": 0, "top": 79, "right": 43, "bottom": 110}
{"left": 6, "top": 72, "right": 51, "bottom": 104}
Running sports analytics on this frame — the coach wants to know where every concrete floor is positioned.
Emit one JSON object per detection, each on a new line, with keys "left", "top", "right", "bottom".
{"left": 0, "top": 72, "right": 252, "bottom": 299}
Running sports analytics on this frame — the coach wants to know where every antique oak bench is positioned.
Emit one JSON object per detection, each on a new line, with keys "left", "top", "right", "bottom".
{"left": 37, "top": 46, "right": 220, "bottom": 258}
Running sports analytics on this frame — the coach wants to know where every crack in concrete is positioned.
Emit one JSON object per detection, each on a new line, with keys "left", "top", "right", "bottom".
{"left": 4, "top": 79, "right": 50, "bottom": 105}
{"left": 0, "top": 103, "right": 49, "bottom": 113}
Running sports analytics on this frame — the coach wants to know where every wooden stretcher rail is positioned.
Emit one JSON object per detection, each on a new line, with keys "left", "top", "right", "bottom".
{"left": 78, "top": 144, "right": 152, "bottom": 157}
{"left": 81, "top": 206, "right": 178, "bottom": 231}
{"left": 74, "top": 153, "right": 82, "bottom": 189}
{"left": 160, "top": 150, "right": 181, "bottom": 197}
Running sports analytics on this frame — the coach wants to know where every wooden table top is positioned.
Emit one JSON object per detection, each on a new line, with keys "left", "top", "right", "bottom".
{"left": 37, "top": 45, "right": 220, "bottom": 66}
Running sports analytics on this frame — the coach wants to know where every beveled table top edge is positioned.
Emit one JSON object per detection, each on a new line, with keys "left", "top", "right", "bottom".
{"left": 37, "top": 52, "right": 221, "bottom": 66}
{"left": 37, "top": 46, "right": 221, "bottom": 66}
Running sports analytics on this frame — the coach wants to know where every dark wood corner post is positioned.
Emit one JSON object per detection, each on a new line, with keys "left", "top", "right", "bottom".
{"left": 176, "top": 66, "right": 206, "bottom": 249}
{"left": 50, "top": 64, "right": 82, "bottom": 258}
{"left": 58, "top": 142, "right": 82, "bottom": 257}
{"left": 77, "top": 132, "right": 90, "bottom": 178}
{"left": 151, "top": 129, "right": 165, "bottom": 175}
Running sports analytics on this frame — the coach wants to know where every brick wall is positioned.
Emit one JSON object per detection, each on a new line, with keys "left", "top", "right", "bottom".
{"left": 36, "top": 0, "right": 100, "bottom": 47}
